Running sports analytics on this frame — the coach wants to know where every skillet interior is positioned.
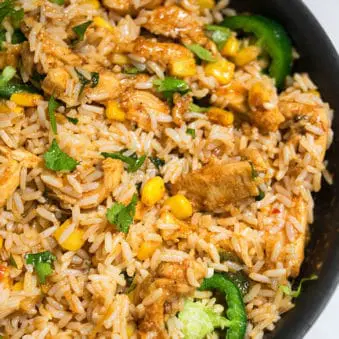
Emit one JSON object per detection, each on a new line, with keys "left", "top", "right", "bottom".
{"left": 229, "top": 0, "right": 339, "bottom": 338}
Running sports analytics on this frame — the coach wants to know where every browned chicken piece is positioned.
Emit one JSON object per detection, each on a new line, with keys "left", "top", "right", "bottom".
{"left": 240, "top": 148, "right": 268, "bottom": 172}
{"left": 171, "top": 160, "right": 259, "bottom": 212}
{"left": 133, "top": 37, "right": 196, "bottom": 77}
{"left": 248, "top": 81, "right": 285, "bottom": 132}
{"left": 265, "top": 195, "right": 308, "bottom": 277}
{"left": 120, "top": 90, "right": 170, "bottom": 131}
{"left": 102, "top": 0, "right": 164, "bottom": 15}
{"left": 0, "top": 146, "right": 41, "bottom": 208}
{"left": 172, "top": 93, "right": 192, "bottom": 126}
{"left": 138, "top": 261, "right": 206, "bottom": 338}
{"left": 141, "top": 5, "right": 208, "bottom": 45}
{"left": 43, "top": 158, "right": 123, "bottom": 209}
{"left": 0, "top": 45, "right": 22, "bottom": 70}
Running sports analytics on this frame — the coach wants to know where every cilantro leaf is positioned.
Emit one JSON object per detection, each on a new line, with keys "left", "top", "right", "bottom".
{"left": 48, "top": 95, "right": 60, "bottom": 134}
{"left": 154, "top": 77, "right": 190, "bottom": 101}
{"left": 66, "top": 116, "right": 79, "bottom": 125}
{"left": 90, "top": 72, "right": 99, "bottom": 88}
{"left": 75, "top": 68, "right": 99, "bottom": 94}
{"left": 186, "top": 128, "right": 196, "bottom": 139}
{"left": 0, "top": 0, "right": 24, "bottom": 28}
{"left": 149, "top": 156, "right": 165, "bottom": 170}
{"left": 185, "top": 44, "right": 216, "bottom": 62}
{"left": 106, "top": 194, "right": 138, "bottom": 233}
{"left": 25, "top": 251, "right": 56, "bottom": 284}
{"left": 44, "top": 139, "right": 78, "bottom": 172}
{"left": 255, "top": 189, "right": 265, "bottom": 201}
{"left": 49, "top": 0, "right": 65, "bottom": 5}
{"left": 279, "top": 274, "right": 318, "bottom": 298}
{"left": 72, "top": 20, "right": 92, "bottom": 43}
{"left": 101, "top": 151, "right": 146, "bottom": 173}
{"left": 205, "top": 25, "right": 231, "bottom": 50}
{"left": 189, "top": 103, "right": 209, "bottom": 113}
{"left": 9, "top": 254, "right": 17, "bottom": 268}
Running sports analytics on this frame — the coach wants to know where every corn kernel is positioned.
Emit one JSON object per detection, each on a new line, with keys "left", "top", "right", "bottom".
{"left": 55, "top": 113, "right": 67, "bottom": 124}
{"left": 234, "top": 46, "right": 261, "bottom": 66}
{"left": 10, "top": 93, "right": 43, "bottom": 107}
{"left": 170, "top": 58, "right": 197, "bottom": 77}
{"left": 0, "top": 102, "right": 23, "bottom": 114}
{"left": 127, "top": 322, "right": 136, "bottom": 338}
{"left": 54, "top": 219, "right": 85, "bottom": 252}
{"left": 197, "top": 0, "right": 215, "bottom": 9}
{"left": 112, "top": 53, "right": 129, "bottom": 65}
{"left": 141, "top": 176, "right": 165, "bottom": 207}
{"left": 204, "top": 59, "right": 235, "bottom": 85}
{"left": 208, "top": 107, "right": 234, "bottom": 126}
{"left": 93, "top": 16, "right": 115, "bottom": 33}
{"left": 12, "top": 281, "right": 23, "bottom": 291}
{"left": 80, "top": 0, "right": 100, "bottom": 9}
{"left": 105, "top": 101, "right": 126, "bottom": 122}
{"left": 0, "top": 236, "right": 3, "bottom": 250}
{"left": 165, "top": 194, "right": 193, "bottom": 219}
{"left": 222, "top": 36, "right": 240, "bottom": 58}
{"left": 137, "top": 241, "right": 161, "bottom": 260}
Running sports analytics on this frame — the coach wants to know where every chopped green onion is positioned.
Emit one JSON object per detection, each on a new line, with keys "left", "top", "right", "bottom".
{"left": 205, "top": 25, "right": 231, "bottom": 50}
{"left": 9, "top": 254, "right": 17, "bottom": 268}
{"left": 185, "top": 44, "right": 216, "bottom": 62}
{"left": 186, "top": 128, "right": 196, "bottom": 139}
{"left": 101, "top": 151, "right": 146, "bottom": 173}
{"left": 48, "top": 0, "right": 65, "bottom": 5}
{"left": 48, "top": 95, "right": 60, "bottom": 134}
{"left": 189, "top": 103, "right": 209, "bottom": 113}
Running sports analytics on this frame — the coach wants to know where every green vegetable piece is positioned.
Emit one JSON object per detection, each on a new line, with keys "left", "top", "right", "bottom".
{"left": 205, "top": 25, "right": 231, "bottom": 50}
{"left": 222, "top": 15, "right": 292, "bottom": 88}
{"left": 106, "top": 194, "right": 138, "bottom": 233}
{"left": 179, "top": 300, "right": 230, "bottom": 339}
{"left": 9, "top": 254, "right": 17, "bottom": 268}
{"left": 186, "top": 128, "right": 196, "bottom": 139}
{"left": 224, "top": 272, "right": 250, "bottom": 297}
{"left": 49, "top": 0, "right": 65, "bottom": 5}
{"left": 154, "top": 77, "right": 190, "bottom": 100}
{"left": 149, "top": 156, "right": 165, "bottom": 170}
{"left": 11, "top": 29, "right": 26, "bottom": 44}
{"left": 72, "top": 20, "right": 92, "bottom": 43}
{"left": 75, "top": 68, "right": 99, "bottom": 94}
{"left": 66, "top": 116, "right": 79, "bottom": 125}
{"left": 189, "top": 102, "right": 209, "bottom": 113}
{"left": 200, "top": 273, "right": 247, "bottom": 339}
{"left": 255, "top": 189, "right": 265, "bottom": 201}
{"left": 44, "top": 139, "right": 78, "bottom": 172}
{"left": 101, "top": 151, "right": 146, "bottom": 173}
{"left": 279, "top": 274, "right": 318, "bottom": 298}
{"left": 25, "top": 251, "right": 56, "bottom": 284}
{"left": 0, "top": 0, "right": 24, "bottom": 27}
{"left": 90, "top": 72, "right": 99, "bottom": 88}
{"left": 48, "top": 96, "right": 60, "bottom": 134}
{"left": 185, "top": 44, "right": 215, "bottom": 62}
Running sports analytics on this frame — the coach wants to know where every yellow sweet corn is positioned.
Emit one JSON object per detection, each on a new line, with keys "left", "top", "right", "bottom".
{"left": 80, "top": 0, "right": 100, "bottom": 9}
{"left": 54, "top": 219, "right": 85, "bottom": 252}
{"left": 0, "top": 236, "right": 3, "bottom": 250}
{"left": 12, "top": 281, "right": 23, "bottom": 291}
{"left": 141, "top": 176, "right": 165, "bottom": 206}
{"left": 204, "top": 58, "right": 235, "bottom": 85}
{"left": 105, "top": 101, "right": 126, "bottom": 122}
{"left": 165, "top": 194, "right": 193, "bottom": 220}
{"left": 127, "top": 322, "right": 136, "bottom": 338}
{"left": 93, "top": 16, "right": 115, "bottom": 33}
{"left": 10, "top": 93, "right": 43, "bottom": 107}
{"left": 0, "top": 102, "right": 23, "bottom": 114}
{"left": 170, "top": 58, "right": 197, "bottom": 77}
{"left": 112, "top": 53, "right": 129, "bottom": 65}
{"left": 208, "top": 107, "right": 234, "bottom": 126}
{"left": 222, "top": 36, "right": 240, "bottom": 58}
{"left": 234, "top": 45, "right": 261, "bottom": 66}
{"left": 137, "top": 241, "right": 161, "bottom": 260}
{"left": 197, "top": 0, "right": 215, "bottom": 9}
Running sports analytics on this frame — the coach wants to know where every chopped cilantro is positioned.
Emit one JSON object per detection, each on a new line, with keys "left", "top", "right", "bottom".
{"left": 90, "top": 72, "right": 99, "bottom": 88}
{"left": 44, "top": 139, "right": 78, "bottom": 172}
{"left": 106, "top": 194, "right": 138, "bottom": 233}
{"left": 75, "top": 68, "right": 99, "bottom": 94}
{"left": 101, "top": 151, "right": 146, "bottom": 173}
{"left": 279, "top": 274, "right": 318, "bottom": 298}
{"left": 250, "top": 162, "right": 258, "bottom": 179}
{"left": 72, "top": 20, "right": 92, "bottom": 43}
{"left": 149, "top": 156, "right": 165, "bottom": 170}
{"left": 11, "top": 28, "right": 26, "bottom": 44}
{"left": 48, "top": 95, "right": 60, "bottom": 134}
{"left": 189, "top": 103, "right": 209, "bottom": 113}
{"left": 0, "top": 0, "right": 24, "bottom": 28}
{"left": 25, "top": 251, "right": 56, "bottom": 284}
{"left": 154, "top": 77, "right": 190, "bottom": 101}
{"left": 48, "top": 0, "right": 65, "bottom": 5}
{"left": 9, "top": 254, "right": 17, "bottom": 268}
{"left": 185, "top": 44, "right": 215, "bottom": 62}
{"left": 66, "top": 116, "right": 79, "bottom": 125}
{"left": 186, "top": 128, "right": 196, "bottom": 138}
{"left": 205, "top": 25, "right": 231, "bottom": 50}
{"left": 255, "top": 189, "right": 265, "bottom": 201}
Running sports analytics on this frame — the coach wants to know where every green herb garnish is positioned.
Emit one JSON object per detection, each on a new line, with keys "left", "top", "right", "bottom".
{"left": 75, "top": 68, "right": 99, "bottom": 94}
{"left": 101, "top": 151, "right": 146, "bottom": 173}
{"left": 9, "top": 254, "right": 17, "bottom": 268}
{"left": 0, "top": 0, "right": 24, "bottom": 27}
{"left": 185, "top": 44, "right": 216, "bottom": 62}
{"left": 11, "top": 28, "right": 26, "bottom": 44}
{"left": 25, "top": 251, "right": 56, "bottom": 284}
{"left": 106, "top": 194, "right": 138, "bottom": 233}
{"left": 72, "top": 20, "right": 92, "bottom": 43}
{"left": 154, "top": 77, "right": 190, "bottom": 101}
{"left": 255, "top": 189, "right": 265, "bottom": 201}
{"left": 48, "top": 96, "right": 60, "bottom": 134}
{"left": 149, "top": 156, "right": 165, "bottom": 170}
{"left": 90, "top": 72, "right": 99, "bottom": 88}
{"left": 186, "top": 128, "right": 196, "bottom": 138}
{"left": 48, "top": 0, "right": 65, "bottom": 5}
{"left": 280, "top": 274, "right": 318, "bottom": 298}
{"left": 189, "top": 103, "right": 209, "bottom": 113}
{"left": 43, "top": 139, "right": 78, "bottom": 172}
{"left": 205, "top": 25, "right": 231, "bottom": 50}
{"left": 66, "top": 116, "right": 79, "bottom": 125}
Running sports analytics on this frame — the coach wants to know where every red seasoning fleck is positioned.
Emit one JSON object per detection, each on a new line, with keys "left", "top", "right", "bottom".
{"left": 272, "top": 208, "right": 280, "bottom": 214}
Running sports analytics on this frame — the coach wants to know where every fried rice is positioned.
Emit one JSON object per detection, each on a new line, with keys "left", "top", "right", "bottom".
{"left": 0, "top": 0, "right": 334, "bottom": 338}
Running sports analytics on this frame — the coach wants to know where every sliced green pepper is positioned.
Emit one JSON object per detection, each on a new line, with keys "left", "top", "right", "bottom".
{"left": 222, "top": 15, "right": 292, "bottom": 89}
{"left": 200, "top": 273, "right": 247, "bottom": 339}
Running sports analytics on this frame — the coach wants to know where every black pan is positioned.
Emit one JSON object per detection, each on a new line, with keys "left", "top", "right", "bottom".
{"left": 229, "top": 0, "right": 339, "bottom": 338}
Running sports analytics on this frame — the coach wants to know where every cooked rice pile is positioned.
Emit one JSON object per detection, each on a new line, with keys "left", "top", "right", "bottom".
{"left": 0, "top": 0, "right": 333, "bottom": 338}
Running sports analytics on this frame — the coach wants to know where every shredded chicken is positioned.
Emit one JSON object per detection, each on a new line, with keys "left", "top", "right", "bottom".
{"left": 171, "top": 93, "right": 192, "bottom": 126}
{"left": 102, "top": 0, "right": 164, "bottom": 15}
{"left": 171, "top": 160, "right": 259, "bottom": 212}
{"left": 141, "top": 5, "right": 208, "bottom": 45}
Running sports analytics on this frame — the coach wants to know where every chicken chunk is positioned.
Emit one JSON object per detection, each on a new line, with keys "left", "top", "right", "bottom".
{"left": 171, "top": 160, "right": 259, "bottom": 212}
{"left": 102, "top": 0, "right": 164, "bottom": 14}
{"left": 141, "top": 5, "right": 208, "bottom": 45}
{"left": 265, "top": 195, "right": 308, "bottom": 277}
{"left": 172, "top": 93, "right": 192, "bottom": 126}
{"left": 0, "top": 45, "right": 22, "bottom": 70}
{"left": 120, "top": 90, "right": 170, "bottom": 131}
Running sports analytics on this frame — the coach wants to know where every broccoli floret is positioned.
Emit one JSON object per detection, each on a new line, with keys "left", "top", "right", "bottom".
{"left": 178, "top": 300, "right": 230, "bottom": 339}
